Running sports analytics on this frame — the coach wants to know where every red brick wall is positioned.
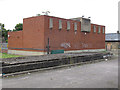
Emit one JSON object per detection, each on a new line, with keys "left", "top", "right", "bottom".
{"left": 23, "top": 16, "right": 45, "bottom": 51}
{"left": 8, "top": 15, "right": 105, "bottom": 52}
{"left": 8, "top": 31, "right": 23, "bottom": 49}
{"left": 44, "top": 16, "right": 105, "bottom": 51}
{"left": 8, "top": 16, "right": 45, "bottom": 52}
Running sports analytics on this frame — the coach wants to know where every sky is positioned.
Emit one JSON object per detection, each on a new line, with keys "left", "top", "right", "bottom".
{"left": 0, "top": 0, "right": 119, "bottom": 33}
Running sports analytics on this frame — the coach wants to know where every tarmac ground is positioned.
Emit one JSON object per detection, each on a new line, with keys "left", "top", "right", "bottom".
{"left": 1, "top": 57, "right": 118, "bottom": 88}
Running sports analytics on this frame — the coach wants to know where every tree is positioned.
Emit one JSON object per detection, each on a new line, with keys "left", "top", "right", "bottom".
{"left": 2, "top": 30, "right": 8, "bottom": 42}
{"left": 0, "top": 23, "right": 5, "bottom": 30}
{"left": 0, "top": 23, "right": 12, "bottom": 43}
{"left": 0, "top": 23, "right": 7, "bottom": 42}
{"left": 36, "top": 14, "right": 41, "bottom": 16}
{"left": 14, "top": 23, "right": 23, "bottom": 31}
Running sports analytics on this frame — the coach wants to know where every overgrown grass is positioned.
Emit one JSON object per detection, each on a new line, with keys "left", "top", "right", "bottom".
{"left": 0, "top": 53, "right": 23, "bottom": 58}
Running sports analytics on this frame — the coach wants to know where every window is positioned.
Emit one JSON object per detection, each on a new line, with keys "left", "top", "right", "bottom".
{"left": 49, "top": 18, "right": 53, "bottom": 29}
{"left": 59, "top": 20, "right": 62, "bottom": 30}
{"left": 74, "top": 22, "right": 77, "bottom": 31}
{"left": 67, "top": 21, "right": 70, "bottom": 30}
{"left": 103, "top": 27, "right": 105, "bottom": 34}
{"left": 93, "top": 25, "right": 96, "bottom": 32}
{"left": 98, "top": 26, "right": 101, "bottom": 33}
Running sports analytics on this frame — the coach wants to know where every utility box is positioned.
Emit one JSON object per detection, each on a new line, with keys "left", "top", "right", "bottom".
{"left": 71, "top": 17, "right": 91, "bottom": 32}
{"left": 51, "top": 50, "right": 64, "bottom": 54}
{"left": 80, "top": 18, "right": 91, "bottom": 32}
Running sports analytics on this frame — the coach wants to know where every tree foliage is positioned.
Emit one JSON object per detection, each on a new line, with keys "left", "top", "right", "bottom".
{"left": 0, "top": 23, "right": 5, "bottom": 31}
{"left": 0, "top": 23, "right": 23, "bottom": 42}
{"left": 36, "top": 14, "right": 41, "bottom": 16}
{"left": 0, "top": 23, "right": 12, "bottom": 42}
{"left": 14, "top": 23, "right": 23, "bottom": 31}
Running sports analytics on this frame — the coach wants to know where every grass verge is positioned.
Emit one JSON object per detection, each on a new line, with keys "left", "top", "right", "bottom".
{"left": 0, "top": 53, "right": 23, "bottom": 58}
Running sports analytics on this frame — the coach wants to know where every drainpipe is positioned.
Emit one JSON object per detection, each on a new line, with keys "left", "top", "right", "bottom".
{"left": 46, "top": 38, "right": 50, "bottom": 54}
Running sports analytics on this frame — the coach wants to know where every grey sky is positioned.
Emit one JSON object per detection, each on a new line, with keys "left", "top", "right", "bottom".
{"left": 0, "top": 0, "right": 119, "bottom": 33}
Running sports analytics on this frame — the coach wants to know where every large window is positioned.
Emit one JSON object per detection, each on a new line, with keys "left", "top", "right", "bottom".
{"left": 59, "top": 20, "right": 62, "bottom": 30}
{"left": 67, "top": 21, "right": 70, "bottom": 30}
{"left": 74, "top": 22, "right": 77, "bottom": 31}
{"left": 49, "top": 18, "right": 53, "bottom": 29}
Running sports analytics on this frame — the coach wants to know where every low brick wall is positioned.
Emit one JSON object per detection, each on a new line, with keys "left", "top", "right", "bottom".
{"left": 2, "top": 49, "right": 8, "bottom": 53}
{"left": 0, "top": 43, "right": 8, "bottom": 53}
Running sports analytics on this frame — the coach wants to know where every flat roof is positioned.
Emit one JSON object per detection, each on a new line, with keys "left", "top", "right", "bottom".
{"left": 105, "top": 33, "right": 120, "bottom": 41}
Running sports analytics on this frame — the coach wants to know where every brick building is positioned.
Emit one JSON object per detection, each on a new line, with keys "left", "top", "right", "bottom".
{"left": 8, "top": 15, "right": 105, "bottom": 55}
{"left": 105, "top": 31, "right": 120, "bottom": 51}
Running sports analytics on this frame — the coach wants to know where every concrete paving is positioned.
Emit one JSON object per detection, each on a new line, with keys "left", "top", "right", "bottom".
{"left": 1, "top": 57, "right": 118, "bottom": 88}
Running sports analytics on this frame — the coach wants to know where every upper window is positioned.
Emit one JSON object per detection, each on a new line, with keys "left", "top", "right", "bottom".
{"left": 59, "top": 20, "right": 62, "bottom": 30}
{"left": 102, "top": 27, "right": 105, "bottom": 34}
{"left": 74, "top": 22, "right": 77, "bottom": 31}
{"left": 67, "top": 21, "right": 70, "bottom": 30}
{"left": 98, "top": 26, "right": 101, "bottom": 33}
{"left": 49, "top": 18, "right": 53, "bottom": 29}
{"left": 93, "top": 25, "right": 96, "bottom": 32}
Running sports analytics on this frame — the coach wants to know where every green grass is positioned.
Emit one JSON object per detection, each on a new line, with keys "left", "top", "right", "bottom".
{"left": 0, "top": 53, "right": 23, "bottom": 58}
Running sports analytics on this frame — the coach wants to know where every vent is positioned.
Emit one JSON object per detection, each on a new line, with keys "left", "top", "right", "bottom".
{"left": 71, "top": 17, "right": 91, "bottom": 32}
{"left": 49, "top": 18, "right": 53, "bottom": 29}
{"left": 80, "top": 18, "right": 91, "bottom": 32}
{"left": 59, "top": 20, "right": 62, "bottom": 30}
